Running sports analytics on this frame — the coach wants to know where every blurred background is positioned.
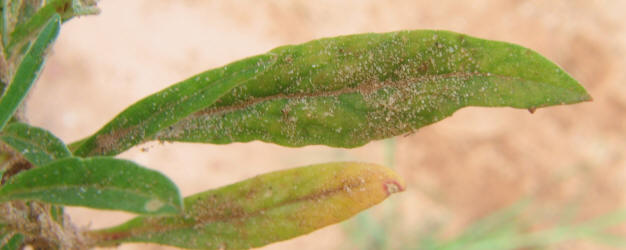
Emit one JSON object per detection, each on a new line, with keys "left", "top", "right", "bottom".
{"left": 26, "top": 0, "right": 626, "bottom": 249}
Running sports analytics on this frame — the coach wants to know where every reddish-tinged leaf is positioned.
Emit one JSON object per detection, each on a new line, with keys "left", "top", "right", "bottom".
{"left": 89, "top": 162, "right": 405, "bottom": 249}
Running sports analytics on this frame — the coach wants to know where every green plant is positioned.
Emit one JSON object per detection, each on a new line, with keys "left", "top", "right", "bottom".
{"left": 343, "top": 198, "right": 626, "bottom": 250}
{"left": 0, "top": 1, "right": 591, "bottom": 249}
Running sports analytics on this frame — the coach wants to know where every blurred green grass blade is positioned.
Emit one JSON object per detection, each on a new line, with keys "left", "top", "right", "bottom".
{"left": 72, "top": 54, "right": 277, "bottom": 157}
{"left": 587, "top": 232, "right": 626, "bottom": 247}
{"left": 422, "top": 203, "right": 527, "bottom": 250}
{"left": 346, "top": 212, "right": 389, "bottom": 250}
{"left": 0, "top": 232, "right": 24, "bottom": 250}
{"left": 420, "top": 206, "right": 626, "bottom": 250}
{"left": 0, "top": 157, "right": 182, "bottom": 215}
{"left": 6, "top": 0, "right": 99, "bottom": 56}
{"left": 153, "top": 30, "right": 591, "bottom": 148}
{"left": 89, "top": 162, "right": 405, "bottom": 249}
{"left": 523, "top": 209, "right": 626, "bottom": 247}
{"left": 0, "top": 13, "right": 60, "bottom": 130}
{"left": 0, "top": 122, "right": 70, "bottom": 166}
{"left": 440, "top": 200, "right": 529, "bottom": 248}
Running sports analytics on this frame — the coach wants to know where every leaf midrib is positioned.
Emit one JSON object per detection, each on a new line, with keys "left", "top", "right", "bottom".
{"left": 81, "top": 56, "right": 275, "bottom": 156}
{"left": 187, "top": 71, "right": 524, "bottom": 118}
{"left": 98, "top": 176, "right": 375, "bottom": 243}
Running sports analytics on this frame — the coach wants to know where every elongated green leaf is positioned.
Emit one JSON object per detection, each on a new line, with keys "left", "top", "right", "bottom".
{"left": 1, "top": 0, "right": 11, "bottom": 48}
{"left": 89, "top": 162, "right": 405, "bottom": 249}
{"left": 6, "top": 0, "right": 99, "bottom": 56}
{"left": 0, "top": 122, "right": 70, "bottom": 166}
{"left": 151, "top": 30, "right": 589, "bottom": 148}
{"left": 0, "top": 232, "right": 24, "bottom": 250}
{"left": 74, "top": 30, "right": 590, "bottom": 155}
{"left": 0, "top": 14, "right": 60, "bottom": 130}
{"left": 1, "top": 0, "right": 24, "bottom": 50}
{"left": 72, "top": 54, "right": 277, "bottom": 156}
{"left": 0, "top": 157, "right": 182, "bottom": 214}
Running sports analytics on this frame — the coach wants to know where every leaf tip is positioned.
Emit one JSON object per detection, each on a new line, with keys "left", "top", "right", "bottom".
{"left": 354, "top": 162, "right": 406, "bottom": 199}
{"left": 383, "top": 180, "right": 405, "bottom": 195}
{"left": 371, "top": 163, "right": 405, "bottom": 186}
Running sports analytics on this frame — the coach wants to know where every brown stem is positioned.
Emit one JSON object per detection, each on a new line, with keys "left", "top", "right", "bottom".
{"left": 1, "top": 201, "right": 89, "bottom": 249}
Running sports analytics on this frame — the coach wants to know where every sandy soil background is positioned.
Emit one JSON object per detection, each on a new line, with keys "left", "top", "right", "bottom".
{"left": 26, "top": 0, "right": 626, "bottom": 249}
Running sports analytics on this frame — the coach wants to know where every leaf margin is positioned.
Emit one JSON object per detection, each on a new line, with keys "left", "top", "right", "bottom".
{"left": 0, "top": 13, "right": 61, "bottom": 130}
{"left": 0, "top": 156, "right": 183, "bottom": 215}
{"left": 0, "top": 122, "right": 71, "bottom": 167}
{"left": 87, "top": 161, "right": 405, "bottom": 249}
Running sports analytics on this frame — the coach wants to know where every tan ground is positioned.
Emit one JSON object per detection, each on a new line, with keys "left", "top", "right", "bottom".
{"left": 27, "top": 0, "right": 626, "bottom": 249}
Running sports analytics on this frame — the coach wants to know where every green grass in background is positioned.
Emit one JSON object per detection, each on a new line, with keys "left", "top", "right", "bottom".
{"left": 341, "top": 141, "right": 626, "bottom": 250}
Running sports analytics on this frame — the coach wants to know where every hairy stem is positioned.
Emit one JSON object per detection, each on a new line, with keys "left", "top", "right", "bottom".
{"left": 1, "top": 201, "right": 86, "bottom": 249}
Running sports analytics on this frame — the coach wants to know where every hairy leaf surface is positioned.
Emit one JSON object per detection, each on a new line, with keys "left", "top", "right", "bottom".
{"left": 74, "top": 30, "right": 590, "bottom": 155}
{"left": 89, "top": 162, "right": 405, "bottom": 249}
{"left": 0, "top": 14, "right": 60, "bottom": 130}
{"left": 73, "top": 54, "right": 277, "bottom": 156}
{"left": 155, "top": 30, "right": 590, "bottom": 148}
{"left": 0, "top": 157, "right": 182, "bottom": 214}
{"left": 0, "top": 122, "right": 70, "bottom": 166}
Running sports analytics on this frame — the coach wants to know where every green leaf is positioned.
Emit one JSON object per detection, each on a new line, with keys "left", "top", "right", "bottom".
{"left": 0, "top": 122, "right": 70, "bottom": 166}
{"left": 420, "top": 206, "right": 626, "bottom": 250}
{"left": 6, "top": 0, "right": 99, "bottom": 56}
{"left": 0, "top": 157, "right": 182, "bottom": 215}
{"left": 1, "top": 0, "right": 22, "bottom": 49}
{"left": 0, "top": 232, "right": 24, "bottom": 250}
{"left": 0, "top": 13, "right": 60, "bottom": 130}
{"left": 89, "top": 162, "right": 405, "bottom": 249}
{"left": 73, "top": 54, "right": 277, "bottom": 156}
{"left": 50, "top": 204, "right": 65, "bottom": 225}
{"left": 74, "top": 30, "right": 590, "bottom": 156}
{"left": 151, "top": 30, "right": 589, "bottom": 148}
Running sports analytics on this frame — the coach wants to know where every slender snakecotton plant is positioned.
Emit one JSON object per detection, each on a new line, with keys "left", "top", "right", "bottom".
{"left": 0, "top": 1, "right": 591, "bottom": 249}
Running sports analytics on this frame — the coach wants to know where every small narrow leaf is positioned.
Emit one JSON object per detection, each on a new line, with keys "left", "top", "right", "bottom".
{"left": 1, "top": 0, "right": 10, "bottom": 48}
{"left": 73, "top": 54, "right": 276, "bottom": 157}
{"left": 0, "top": 14, "right": 60, "bottom": 130}
{"left": 151, "top": 30, "right": 591, "bottom": 148}
{"left": 0, "top": 122, "right": 70, "bottom": 166}
{"left": 0, "top": 232, "right": 24, "bottom": 250}
{"left": 6, "top": 0, "right": 100, "bottom": 56}
{"left": 0, "top": 157, "right": 182, "bottom": 215}
{"left": 89, "top": 162, "right": 405, "bottom": 249}
{"left": 1, "top": 0, "right": 26, "bottom": 50}
{"left": 50, "top": 204, "right": 65, "bottom": 224}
